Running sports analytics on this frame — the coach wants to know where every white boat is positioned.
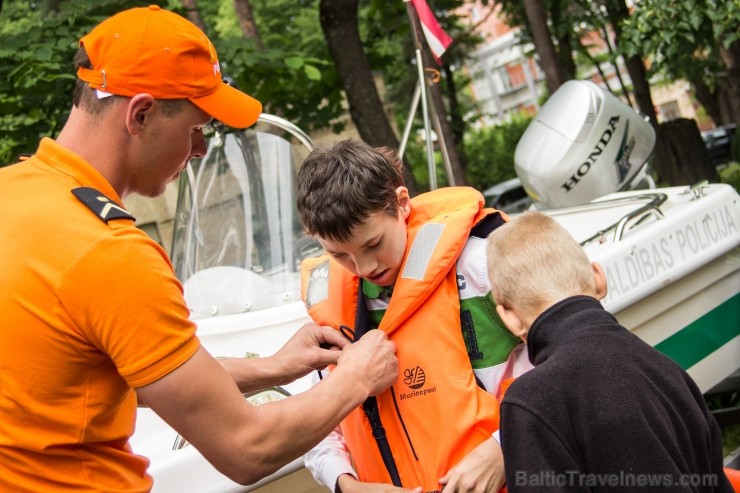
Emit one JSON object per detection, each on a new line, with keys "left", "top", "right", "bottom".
{"left": 129, "top": 82, "right": 740, "bottom": 492}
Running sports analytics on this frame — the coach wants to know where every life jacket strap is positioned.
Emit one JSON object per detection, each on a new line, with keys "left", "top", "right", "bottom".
{"left": 354, "top": 282, "right": 403, "bottom": 486}
{"left": 469, "top": 210, "right": 506, "bottom": 238}
{"left": 362, "top": 396, "right": 402, "bottom": 487}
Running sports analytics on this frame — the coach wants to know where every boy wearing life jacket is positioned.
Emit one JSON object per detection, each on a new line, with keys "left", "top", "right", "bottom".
{"left": 297, "top": 139, "right": 522, "bottom": 493}
{"left": 486, "top": 211, "right": 735, "bottom": 492}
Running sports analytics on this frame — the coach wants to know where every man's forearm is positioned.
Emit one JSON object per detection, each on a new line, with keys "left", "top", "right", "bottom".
{"left": 223, "top": 364, "right": 371, "bottom": 484}
{"left": 219, "top": 354, "right": 295, "bottom": 393}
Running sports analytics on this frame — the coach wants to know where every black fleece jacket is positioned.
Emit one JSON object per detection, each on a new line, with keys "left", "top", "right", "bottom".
{"left": 501, "top": 295, "right": 732, "bottom": 492}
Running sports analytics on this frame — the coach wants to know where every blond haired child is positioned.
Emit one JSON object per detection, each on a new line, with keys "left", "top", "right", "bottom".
{"left": 486, "top": 211, "right": 733, "bottom": 492}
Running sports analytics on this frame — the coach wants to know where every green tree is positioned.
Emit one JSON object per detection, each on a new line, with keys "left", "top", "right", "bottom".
{"left": 203, "top": 0, "right": 346, "bottom": 134}
{"left": 0, "top": 0, "right": 142, "bottom": 164}
{"left": 492, "top": 0, "right": 727, "bottom": 184}
{"left": 318, "top": 0, "right": 401, "bottom": 150}
{"left": 0, "top": 0, "right": 541, "bottom": 189}
{"left": 621, "top": 0, "right": 740, "bottom": 126}
{"left": 464, "top": 113, "right": 532, "bottom": 191}
{"left": 0, "top": 0, "right": 345, "bottom": 165}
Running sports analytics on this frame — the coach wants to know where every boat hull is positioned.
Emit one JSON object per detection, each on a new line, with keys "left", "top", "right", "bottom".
{"left": 615, "top": 250, "right": 739, "bottom": 393}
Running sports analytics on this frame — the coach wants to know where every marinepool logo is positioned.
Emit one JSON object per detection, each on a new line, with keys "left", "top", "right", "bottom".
{"left": 404, "top": 366, "right": 426, "bottom": 389}
{"left": 400, "top": 366, "right": 437, "bottom": 401}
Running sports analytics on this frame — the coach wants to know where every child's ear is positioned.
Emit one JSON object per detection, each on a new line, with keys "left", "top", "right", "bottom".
{"left": 496, "top": 303, "right": 528, "bottom": 341}
{"left": 592, "top": 262, "right": 608, "bottom": 300}
{"left": 396, "top": 186, "right": 411, "bottom": 220}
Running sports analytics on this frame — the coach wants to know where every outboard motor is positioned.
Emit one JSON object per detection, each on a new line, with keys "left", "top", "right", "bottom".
{"left": 515, "top": 80, "right": 656, "bottom": 208}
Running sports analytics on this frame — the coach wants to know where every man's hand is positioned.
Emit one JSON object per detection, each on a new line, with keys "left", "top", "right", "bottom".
{"left": 438, "top": 437, "right": 505, "bottom": 492}
{"left": 335, "top": 330, "right": 398, "bottom": 397}
{"left": 272, "top": 322, "right": 351, "bottom": 382}
{"left": 336, "top": 473, "right": 422, "bottom": 493}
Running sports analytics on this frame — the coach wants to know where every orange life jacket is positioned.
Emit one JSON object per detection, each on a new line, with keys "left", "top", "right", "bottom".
{"left": 301, "top": 187, "right": 507, "bottom": 491}
{"left": 726, "top": 467, "right": 740, "bottom": 492}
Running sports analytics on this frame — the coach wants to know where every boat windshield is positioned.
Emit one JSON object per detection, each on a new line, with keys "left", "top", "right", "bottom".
{"left": 169, "top": 120, "right": 320, "bottom": 319}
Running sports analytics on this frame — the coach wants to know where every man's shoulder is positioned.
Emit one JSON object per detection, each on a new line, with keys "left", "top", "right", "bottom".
{"left": 71, "top": 187, "right": 135, "bottom": 224}
{"left": 62, "top": 189, "right": 145, "bottom": 255}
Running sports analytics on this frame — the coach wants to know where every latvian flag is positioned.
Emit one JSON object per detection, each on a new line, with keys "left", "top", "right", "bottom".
{"left": 411, "top": 0, "right": 453, "bottom": 64}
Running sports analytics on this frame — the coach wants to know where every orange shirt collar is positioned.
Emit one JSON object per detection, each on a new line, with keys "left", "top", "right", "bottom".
{"left": 35, "top": 137, "right": 123, "bottom": 204}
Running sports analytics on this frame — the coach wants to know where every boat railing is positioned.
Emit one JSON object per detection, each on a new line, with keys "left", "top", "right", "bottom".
{"left": 544, "top": 192, "right": 669, "bottom": 245}
{"left": 544, "top": 180, "right": 717, "bottom": 246}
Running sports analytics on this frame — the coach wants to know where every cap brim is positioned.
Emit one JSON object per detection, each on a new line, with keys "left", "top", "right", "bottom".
{"left": 190, "top": 83, "right": 262, "bottom": 129}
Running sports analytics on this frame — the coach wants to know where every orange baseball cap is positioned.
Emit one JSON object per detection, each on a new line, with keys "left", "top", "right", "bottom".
{"left": 77, "top": 5, "right": 262, "bottom": 129}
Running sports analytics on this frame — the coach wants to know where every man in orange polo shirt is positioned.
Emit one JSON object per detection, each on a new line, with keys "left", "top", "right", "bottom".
{"left": 0, "top": 6, "right": 398, "bottom": 492}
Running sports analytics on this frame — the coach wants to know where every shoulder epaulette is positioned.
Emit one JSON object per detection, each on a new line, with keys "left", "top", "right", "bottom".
{"left": 71, "top": 187, "right": 135, "bottom": 223}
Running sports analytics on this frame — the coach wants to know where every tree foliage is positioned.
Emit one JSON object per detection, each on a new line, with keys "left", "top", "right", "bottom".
{"left": 3, "top": 0, "right": 736, "bottom": 188}
{"left": 620, "top": 0, "right": 740, "bottom": 125}
{"left": 463, "top": 113, "right": 532, "bottom": 191}
{"left": 0, "top": 0, "right": 519, "bottom": 186}
{"left": 0, "top": 0, "right": 144, "bottom": 163}
{"left": 620, "top": 0, "right": 738, "bottom": 87}
{"left": 491, "top": 0, "right": 740, "bottom": 185}
{"left": 0, "top": 0, "right": 345, "bottom": 165}
{"left": 200, "top": 0, "right": 345, "bottom": 134}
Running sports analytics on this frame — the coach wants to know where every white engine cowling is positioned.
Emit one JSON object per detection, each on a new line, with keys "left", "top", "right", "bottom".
{"left": 514, "top": 80, "right": 656, "bottom": 208}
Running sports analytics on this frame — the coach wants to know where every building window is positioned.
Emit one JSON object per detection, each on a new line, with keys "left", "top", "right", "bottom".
{"left": 505, "top": 63, "right": 527, "bottom": 89}
{"left": 497, "top": 66, "right": 513, "bottom": 92}
{"left": 496, "top": 63, "right": 528, "bottom": 93}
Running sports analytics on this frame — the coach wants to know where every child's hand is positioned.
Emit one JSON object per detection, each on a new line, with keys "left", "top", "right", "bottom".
{"left": 438, "top": 437, "right": 505, "bottom": 492}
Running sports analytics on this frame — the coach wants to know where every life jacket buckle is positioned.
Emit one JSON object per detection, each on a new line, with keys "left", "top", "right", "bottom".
{"left": 339, "top": 324, "right": 355, "bottom": 341}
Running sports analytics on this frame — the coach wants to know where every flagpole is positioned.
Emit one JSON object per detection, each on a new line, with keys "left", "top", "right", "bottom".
{"left": 416, "top": 53, "right": 438, "bottom": 190}
{"left": 404, "top": 0, "right": 454, "bottom": 188}
{"left": 398, "top": 81, "right": 420, "bottom": 160}
{"left": 399, "top": 73, "right": 454, "bottom": 190}
{"left": 427, "top": 73, "right": 455, "bottom": 187}
{"left": 405, "top": 0, "right": 437, "bottom": 189}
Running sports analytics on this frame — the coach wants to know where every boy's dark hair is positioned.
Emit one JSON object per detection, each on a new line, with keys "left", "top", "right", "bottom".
{"left": 296, "top": 139, "right": 405, "bottom": 242}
